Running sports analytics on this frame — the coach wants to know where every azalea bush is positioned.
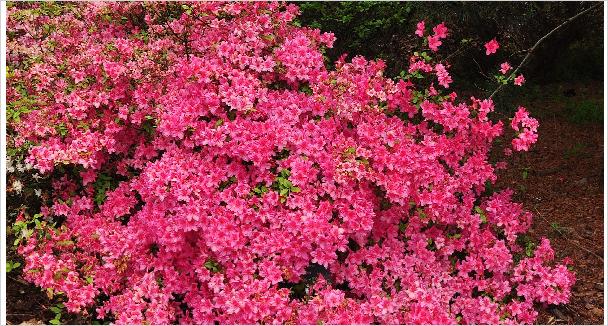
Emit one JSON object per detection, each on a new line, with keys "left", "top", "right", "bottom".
{"left": 7, "top": 2, "right": 574, "bottom": 324}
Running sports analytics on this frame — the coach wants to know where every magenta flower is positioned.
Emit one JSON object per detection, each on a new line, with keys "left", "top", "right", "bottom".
{"left": 7, "top": 3, "right": 571, "bottom": 324}
{"left": 500, "top": 62, "right": 512, "bottom": 74}
{"left": 484, "top": 38, "right": 500, "bottom": 55}
{"left": 415, "top": 20, "right": 425, "bottom": 37}
{"left": 432, "top": 22, "right": 448, "bottom": 39}
{"left": 427, "top": 35, "right": 442, "bottom": 52}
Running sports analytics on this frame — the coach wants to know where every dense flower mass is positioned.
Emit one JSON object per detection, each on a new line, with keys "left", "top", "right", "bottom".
{"left": 7, "top": 2, "right": 573, "bottom": 324}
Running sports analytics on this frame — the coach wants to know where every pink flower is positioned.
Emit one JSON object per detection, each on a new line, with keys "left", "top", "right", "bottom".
{"left": 435, "top": 63, "right": 452, "bottom": 88}
{"left": 415, "top": 21, "right": 425, "bottom": 37}
{"left": 432, "top": 22, "right": 448, "bottom": 39}
{"left": 514, "top": 74, "right": 525, "bottom": 86}
{"left": 449, "top": 92, "right": 457, "bottom": 101}
{"left": 499, "top": 62, "right": 512, "bottom": 74}
{"left": 8, "top": 6, "right": 572, "bottom": 324}
{"left": 484, "top": 38, "right": 499, "bottom": 55}
{"left": 427, "top": 35, "right": 442, "bottom": 52}
{"left": 511, "top": 106, "right": 538, "bottom": 151}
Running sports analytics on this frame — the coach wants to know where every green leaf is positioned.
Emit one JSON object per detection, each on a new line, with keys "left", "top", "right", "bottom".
{"left": 204, "top": 260, "right": 220, "bottom": 273}
{"left": 50, "top": 306, "right": 62, "bottom": 314}
{"left": 7, "top": 261, "right": 21, "bottom": 273}
{"left": 416, "top": 207, "right": 427, "bottom": 219}
{"left": 475, "top": 206, "right": 487, "bottom": 223}
{"left": 398, "top": 222, "right": 407, "bottom": 232}
{"left": 525, "top": 242, "right": 535, "bottom": 257}
{"left": 278, "top": 177, "right": 292, "bottom": 188}
{"left": 49, "top": 319, "right": 60, "bottom": 325}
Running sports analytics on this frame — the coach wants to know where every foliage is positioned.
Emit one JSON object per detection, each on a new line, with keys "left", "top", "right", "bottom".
{"left": 297, "top": 1, "right": 603, "bottom": 85}
{"left": 7, "top": 2, "right": 574, "bottom": 324}
{"left": 6, "top": 260, "right": 22, "bottom": 273}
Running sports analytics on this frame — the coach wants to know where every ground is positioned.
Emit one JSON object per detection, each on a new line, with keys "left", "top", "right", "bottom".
{"left": 6, "top": 82, "right": 604, "bottom": 325}
{"left": 495, "top": 82, "right": 604, "bottom": 324}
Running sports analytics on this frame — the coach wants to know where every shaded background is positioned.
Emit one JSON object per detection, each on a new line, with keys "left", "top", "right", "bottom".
{"left": 296, "top": 2, "right": 603, "bottom": 85}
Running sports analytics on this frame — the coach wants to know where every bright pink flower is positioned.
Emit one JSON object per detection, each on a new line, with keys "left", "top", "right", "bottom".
{"left": 432, "top": 22, "right": 448, "bottom": 39}
{"left": 484, "top": 38, "right": 499, "bottom": 55}
{"left": 511, "top": 106, "right": 538, "bottom": 151}
{"left": 500, "top": 62, "right": 512, "bottom": 74}
{"left": 427, "top": 35, "right": 442, "bottom": 52}
{"left": 415, "top": 21, "right": 425, "bottom": 37}
{"left": 435, "top": 63, "right": 452, "bottom": 88}
{"left": 514, "top": 74, "right": 525, "bottom": 86}
{"left": 7, "top": 4, "right": 571, "bottom": 324}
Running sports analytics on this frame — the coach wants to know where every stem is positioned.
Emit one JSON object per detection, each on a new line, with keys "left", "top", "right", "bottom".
{"left": 489, "top": 2, "right": 602, "bottom": 99}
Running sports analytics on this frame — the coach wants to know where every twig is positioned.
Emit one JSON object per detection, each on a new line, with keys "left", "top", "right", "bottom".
{"left": 489, "top": 2, "right": 602, "bottom": 99}
{"left": 472, "top": 58, "right": 491, "bottom": 80}
{"left": 533, "top": 207, "right": 604, "bottom": 263}
{"left": 444, "top": 42, "right": 473, "bottom": 62}
{"left": 8, "top": 275, "right": 30, "bottom": 285}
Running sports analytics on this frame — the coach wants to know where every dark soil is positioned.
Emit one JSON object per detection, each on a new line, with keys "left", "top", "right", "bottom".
{"left": 6, "top": 82, "right": 604, "bottom": 325}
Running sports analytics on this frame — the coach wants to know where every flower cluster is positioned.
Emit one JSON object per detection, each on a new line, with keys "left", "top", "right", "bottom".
{"left": 511, "top": 106, "right": 539, "bottom": 151}
{"left": 8, "top": 3, "right": 572, "bottom": 324}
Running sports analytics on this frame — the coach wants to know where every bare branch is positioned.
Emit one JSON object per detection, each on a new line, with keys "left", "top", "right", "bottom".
{"left": 489, "top": 2, "right": 602, "bottom": 99}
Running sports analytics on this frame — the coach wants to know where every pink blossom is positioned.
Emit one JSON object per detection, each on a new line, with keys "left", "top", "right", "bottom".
{"left": 500, "top": 62, "right": 512, "bottom": 74}
{"left": 484, "top": 38, "right": 499, "bottom": 55}
{"left": 427, "top": 35, "right": 442, "bottom": 52}
{"left": 415, "top": 21, "right": 425, "bottom": 37}
{"left": 435, "top": 63, "right": 452, "bottom": 88}
{"left": 432, "top": 22, "right": 448, "bottom": 39}
{"left": 514, "top": 74, "right": 525, "bottom": 86}
{"left": 7, "top": 3, "right": 572, "bottom": 324}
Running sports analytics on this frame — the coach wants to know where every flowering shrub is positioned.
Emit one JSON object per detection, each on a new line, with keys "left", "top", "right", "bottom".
{"left": 7, "top": 2, "right": 574, "bottom": 324}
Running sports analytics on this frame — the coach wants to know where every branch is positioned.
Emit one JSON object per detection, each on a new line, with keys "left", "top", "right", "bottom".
{"left": 489, "top": 2, "right": 602, "bottom": 99}
{"left": 533, "top": 207, "right": 604, "bottom": 263}
{"left": 472, "top": 57, "right": 491, "bottom": 80}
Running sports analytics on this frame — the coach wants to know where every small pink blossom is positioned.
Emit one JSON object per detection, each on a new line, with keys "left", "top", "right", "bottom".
{"left": 514, "top": 74, "right": 525, "bottom": 86}
{"left": 500, "top": 62, "right": 512, "bottom": 74}
{"left": 435, "top": 63, "right": 452, "bottom": 88}
{"left": 427, "top": 35, "right": 442, "bottom": 52}
{"left": 484, "top": 38, "right": 499, "bottom": 55}
{"left": 432, "top": 22, "right": 448, "bottom": 39}
{"left": 415, "top": 21, "right": 425, "bottom": 37}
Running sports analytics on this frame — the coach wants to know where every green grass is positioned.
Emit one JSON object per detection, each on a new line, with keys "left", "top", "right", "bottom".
{"left": 565, "top": 99, "right": 603, "bottom": 124}
{"left": 563, "top": 142, "right": 586, "bottom": 159}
